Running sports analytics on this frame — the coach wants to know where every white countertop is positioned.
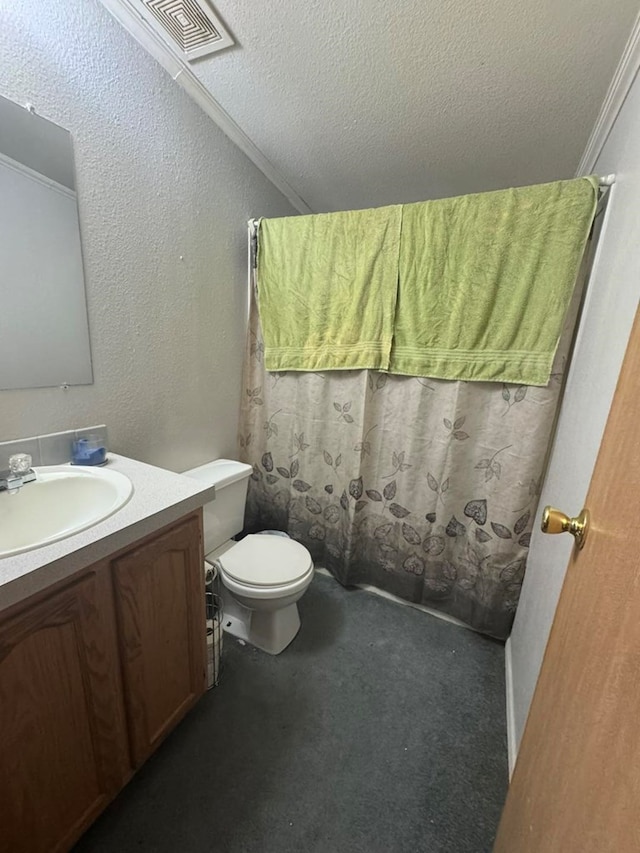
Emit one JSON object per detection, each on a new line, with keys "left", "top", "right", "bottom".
{"left": 0, "top": 454, "right": 215, "bottom": 614}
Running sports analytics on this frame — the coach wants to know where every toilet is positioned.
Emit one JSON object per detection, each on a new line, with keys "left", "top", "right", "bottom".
{"left": 183, "top": 459, "right": 314, "bottom": 655}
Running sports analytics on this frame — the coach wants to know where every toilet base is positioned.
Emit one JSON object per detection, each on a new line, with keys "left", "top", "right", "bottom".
{"left": 221, "top": 593, "right": 301, "bottom": 655}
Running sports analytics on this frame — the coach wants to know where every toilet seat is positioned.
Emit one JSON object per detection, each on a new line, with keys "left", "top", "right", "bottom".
{"left": 217, "top": 534, "right": 313, "bottom": 588}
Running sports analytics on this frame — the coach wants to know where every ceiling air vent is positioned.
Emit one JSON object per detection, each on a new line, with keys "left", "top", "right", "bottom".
{"left": 140, "top": 0, "right": 234, "bottom": 61}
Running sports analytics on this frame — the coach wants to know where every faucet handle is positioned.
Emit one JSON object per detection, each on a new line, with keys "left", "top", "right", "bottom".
{"left": 9, "top": 453, "right": 32, "bottom": 475}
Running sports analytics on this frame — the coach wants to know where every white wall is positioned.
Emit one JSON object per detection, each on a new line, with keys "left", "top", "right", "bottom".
{"left": 0, "top": 0, "right": 295, "bottom": 470}
{"left": 508, "top": 64, "right": 640, "bottom": 756}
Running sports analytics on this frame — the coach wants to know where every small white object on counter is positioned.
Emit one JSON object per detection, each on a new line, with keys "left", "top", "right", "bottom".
{"left": 0, "top": 454, "right": 215, "bottom": 615}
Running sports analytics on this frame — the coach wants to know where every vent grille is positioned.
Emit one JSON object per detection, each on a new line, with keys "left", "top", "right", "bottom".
{"left": 141, "top": 0, "right": 234, "bottom": 61}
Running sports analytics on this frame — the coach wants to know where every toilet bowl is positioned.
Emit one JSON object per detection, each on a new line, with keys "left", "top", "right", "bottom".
{"left": 183, "top": 460, "right": 314, "bottom": 655}
{"left": 208, "top": 535, "right": 313, "bottom": 655}
{"left": 209, "top": 533, "right": 314, "bottom": 654}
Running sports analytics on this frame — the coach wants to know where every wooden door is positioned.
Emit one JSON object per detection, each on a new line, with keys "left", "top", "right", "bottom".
{"left": 494, "top": 306, "right": 640, "bottom": 852}
{"left": 0, "top": 568, "right": 129, "bottom": 853}
{"left": 112, "top": 514, "right": 206, "bottom": 766}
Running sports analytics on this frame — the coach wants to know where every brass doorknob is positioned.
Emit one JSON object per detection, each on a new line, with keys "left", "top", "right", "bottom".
{"left": 541, "top": 506, "right": 590, "bottom": 550}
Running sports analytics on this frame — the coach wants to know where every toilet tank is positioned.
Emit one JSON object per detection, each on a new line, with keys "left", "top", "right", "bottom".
{"left": 182, "top": 459, "right": 252, "bottom": 555}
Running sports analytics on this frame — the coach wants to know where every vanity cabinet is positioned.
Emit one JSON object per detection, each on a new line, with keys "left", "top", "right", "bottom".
{"left": 0, "top": 567, "right": 129, "bottom": 853}
{"left": 112, "top": 515, "right": 206, "bottom": 765}
{"left": 0, "top": 512, "right": 206, "bottom": 853}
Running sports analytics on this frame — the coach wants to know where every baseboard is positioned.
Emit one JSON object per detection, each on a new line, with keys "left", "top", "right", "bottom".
{"left": 315, "top": 567, "right": 478, "bottom": 632}
{"left": 504, "top": 637, "right": 517, "bottom": 778}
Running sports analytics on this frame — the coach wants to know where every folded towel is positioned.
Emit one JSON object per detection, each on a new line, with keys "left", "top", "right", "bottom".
{"left": 257, "top": 205, "right": 402, "bottom": 372}
{"left": 390, "top": 177, "right": 598, "bottom": 385}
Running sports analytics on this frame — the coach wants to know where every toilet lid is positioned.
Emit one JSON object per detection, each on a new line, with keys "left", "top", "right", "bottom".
{"left": 219, "top": 534, "right": 312, "bottom": 587}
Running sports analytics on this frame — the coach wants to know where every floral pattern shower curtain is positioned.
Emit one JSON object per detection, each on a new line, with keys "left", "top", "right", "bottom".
{"left": 239, "top": 287, "right": 580, "bottom": 639}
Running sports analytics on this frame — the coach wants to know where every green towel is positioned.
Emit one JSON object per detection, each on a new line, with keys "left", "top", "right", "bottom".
{"left": 257, "top": 205, "right": 402, "bottom": 372}
{"left": 390, "top": 177, "right": 598, "bottom": 385}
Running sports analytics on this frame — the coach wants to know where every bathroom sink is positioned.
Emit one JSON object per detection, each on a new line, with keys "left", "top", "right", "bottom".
{"left": 0, "top": 465, "right": 133, "bottom": 558}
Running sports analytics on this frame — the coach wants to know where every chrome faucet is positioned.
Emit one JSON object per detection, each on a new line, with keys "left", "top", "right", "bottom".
{"left": 0, "top": 453, "right": 36, "bottom": 493}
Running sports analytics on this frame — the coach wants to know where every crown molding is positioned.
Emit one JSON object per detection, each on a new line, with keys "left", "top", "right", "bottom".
{"left": 576, "top": 11, "right": 640, "bottom": 175}
{"left": 99, "top": 0, "right": 313, "bottom": 214}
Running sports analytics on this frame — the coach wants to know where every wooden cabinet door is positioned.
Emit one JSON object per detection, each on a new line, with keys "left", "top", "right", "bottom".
{"left": 112, "top": 515, "right": 206, "bottom": 766}
{"left": 0, "top": 569, "right": 130, "bottom": 853}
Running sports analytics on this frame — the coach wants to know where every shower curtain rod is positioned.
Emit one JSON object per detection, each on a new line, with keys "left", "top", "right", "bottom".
{"left": 247, "top": 176, "right": 616, "bottom": 227}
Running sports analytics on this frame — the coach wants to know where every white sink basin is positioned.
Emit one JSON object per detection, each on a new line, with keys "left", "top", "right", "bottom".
{"left": 0, "top": 465, "right": 133, "bottom": 558}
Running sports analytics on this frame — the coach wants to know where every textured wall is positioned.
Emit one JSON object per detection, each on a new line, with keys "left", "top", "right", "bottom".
{"left": 0, "top": 0, "right": 295, "bottom": 470}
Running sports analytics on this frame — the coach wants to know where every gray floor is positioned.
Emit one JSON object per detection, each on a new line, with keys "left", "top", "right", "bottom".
{"left": 75, "top": 573, "right": 508, "bottom": 853}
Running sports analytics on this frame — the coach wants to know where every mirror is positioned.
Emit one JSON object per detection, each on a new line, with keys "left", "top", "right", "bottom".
{"left": 0, "top": 94, "right": 92, "bottom": 390}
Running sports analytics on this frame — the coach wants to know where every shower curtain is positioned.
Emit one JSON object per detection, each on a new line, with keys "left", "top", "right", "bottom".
{"left": 238, "top": 277, "right": 582, "bottom": 639}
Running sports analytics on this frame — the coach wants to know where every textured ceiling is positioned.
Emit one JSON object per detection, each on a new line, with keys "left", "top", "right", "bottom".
{"left": 189, "top": 0, "right": 638, "bottom": 213}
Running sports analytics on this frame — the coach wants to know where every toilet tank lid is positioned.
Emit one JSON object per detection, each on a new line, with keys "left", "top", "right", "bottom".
{"left": 182, "top": 459, "right": 252, "bottom": 488}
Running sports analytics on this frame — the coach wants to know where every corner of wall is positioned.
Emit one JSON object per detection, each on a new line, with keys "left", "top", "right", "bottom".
{"left": 575, "top": 9, "right": 640, "bottom": 175}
